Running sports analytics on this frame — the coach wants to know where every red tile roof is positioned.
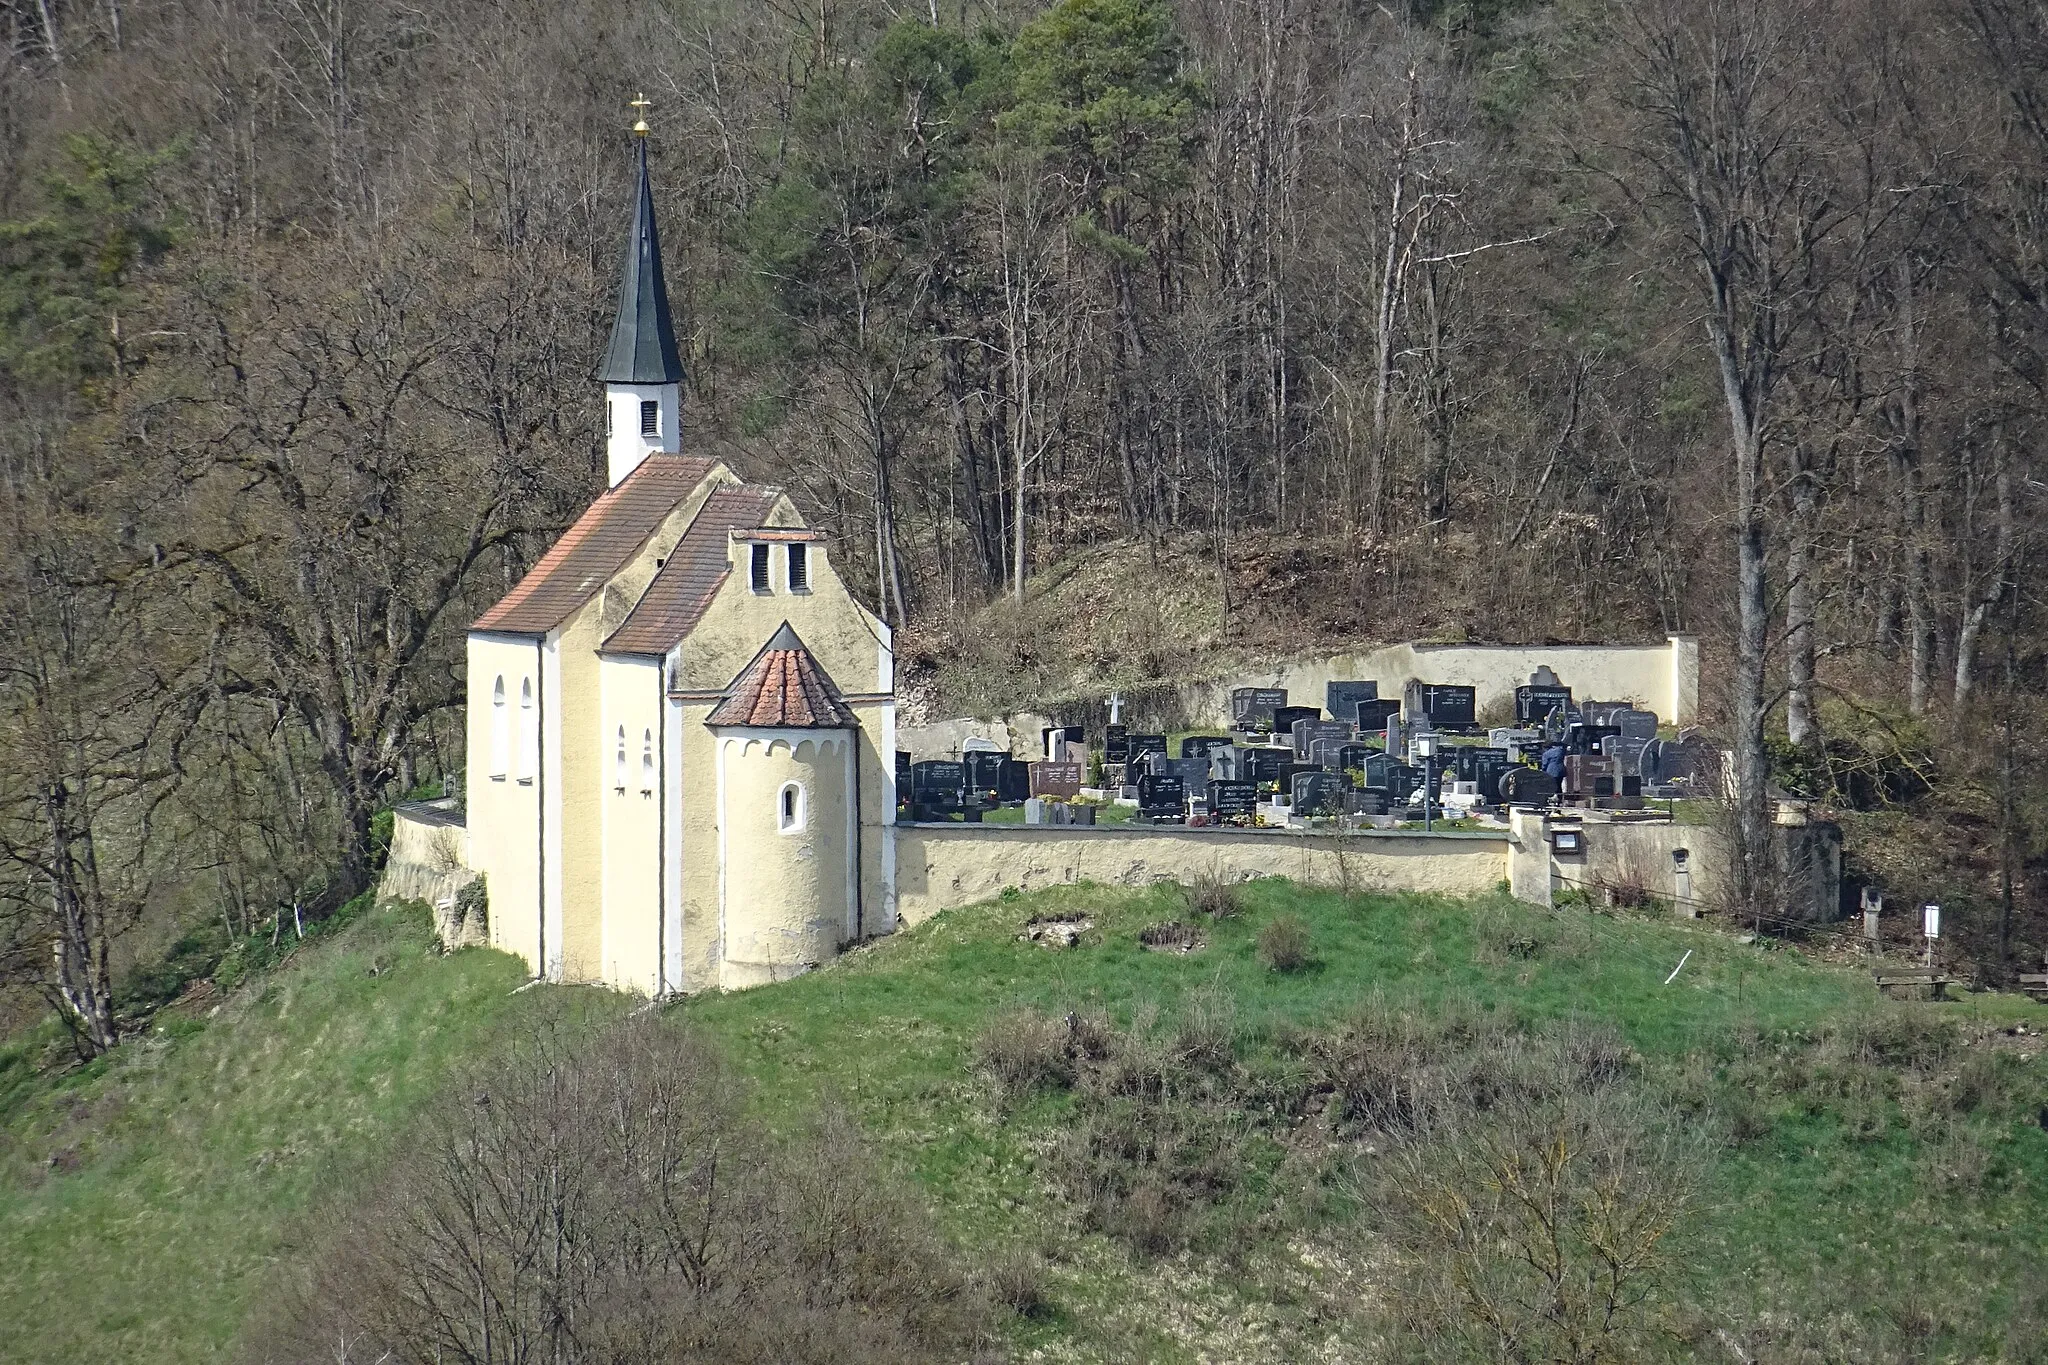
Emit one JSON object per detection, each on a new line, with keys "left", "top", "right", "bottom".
{"left": 472, "top": 456, "right": 715, "bottom": 635}
{"left": 600, "top": 485, "right": 780, "bottom": 656}
{"left": 705, "top": 623, "right": 857, "bottom": 728}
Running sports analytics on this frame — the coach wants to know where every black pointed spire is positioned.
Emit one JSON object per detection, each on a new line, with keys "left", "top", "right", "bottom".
{"left": 598, "top": 138, "right": 685, "bottom": 385}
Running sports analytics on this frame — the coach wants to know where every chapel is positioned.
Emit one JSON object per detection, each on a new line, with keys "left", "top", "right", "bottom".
{"left": 463, "top": 118, "right": 898, "bottom": 994}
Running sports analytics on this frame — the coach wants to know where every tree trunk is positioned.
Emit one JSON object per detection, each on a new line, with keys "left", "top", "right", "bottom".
{"left": 1785, "top": 440, "right": 1821, "bottom": 750}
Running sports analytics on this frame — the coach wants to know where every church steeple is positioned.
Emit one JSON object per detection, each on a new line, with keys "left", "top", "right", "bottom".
{"left": 601, "top": 95, "right": 685, "bottom": 486}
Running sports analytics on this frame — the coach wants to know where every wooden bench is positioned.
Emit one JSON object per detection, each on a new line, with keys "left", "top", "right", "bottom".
{"left": 1875, "top": 968, "right": 1954, "bottom": 999}
{"left": 2018, "top": 973, "right": 2048, "bottom": 1001}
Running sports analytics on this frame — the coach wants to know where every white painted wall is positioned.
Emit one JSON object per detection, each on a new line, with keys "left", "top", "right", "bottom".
{"left": 604, "top": 381, "right": 681, "bottom": 486}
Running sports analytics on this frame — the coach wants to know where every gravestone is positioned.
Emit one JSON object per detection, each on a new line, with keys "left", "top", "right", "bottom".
{"left": 1104, "top": 724, "right": 1130, "bottom": 764}
{"left": 1515, "top": 685, "right": 1574, "bottom": 726}
{"left": 1499, "top": 767, "right": 1559, "bottom": 806}
{"left": 1361, "top": 752, "right": 1396, "bottom": 791}
{"left": 1207, "top": 780, "right": 1258, "bottom": 821}
{"left": 910, "top": 761, "right": 966, "bottom": 817}
{"left": 963, "top": 748, "right": 1006, "bottom": 793}
{"left": 997, "top": 757, "right": 1031, "bottom": 803}
{"left": 1292, "top": 718, "right": 1354, "bottom": 761}
{"left": 1028, "top": 761, "right": 1083, "bottom": 799}
{"left": 1616, "top": 709, "right": 1660, "bottom": 742}
{"left": 1344, "top": 789, "right": 1388, "bottom": 816}
{"left": 1608, "top": 737, "right": 1650, "bottom": 779}
{"left": 1180, "top": 735, "right": 1232, "bottom": 759}
{"left": 1531, "top": 665, "right": 1562, "bottom": 687}
{"left": 895, "top": 750, "right": 912, "bottom": 783}
{"left": 1137, "top": 773, "right": 1187, "bottom": 819}
{"left": 1579, "top": 701, "right": 1630, "bottom": 728}
{"left": 1326, "top": 680, "right": 1379, "bottom": 723}
{"left": 1452, "top": 746, "right": 1511, "bottom": 782}
{"left": 1291, "top": 770, "right": 1350, "bottom": 816}
{"left": 1240, "top": 747, "right": 1290, "bottom": 786}
{"left": 1471, "top": 754, "right": 1517, "bottom": 804}
{"left": 1405, "top": 681, "right": 1479, "bottom": 732}
{"left": 1165, "top": 757, "right": 1211, "bottom": 788}
{"left": 1209, "top": 747, "right": 1243, "bottom": 781}
{"left": 1273, "top": 705, "right": 1322, "bottom": 739}
{"left": 1564, "top": 754, "right": 1617, "bottom": 798}
{"left": 1336, "top": 743, "right": 1375, "bottom": 774}
{"left": 1490, "top": 727, "right": 1541, "bottom": 760}
{"left": 1230, "top": 687, "right": 1288, "bottom": 731}
{"left": 1126, "top": 733, "right": 1169, "bottom": 762}
{"left": 1040, "top": 725, "right": 1084, "bottom": 761}
{"left": 1355, "top": 698, "right": 1403, "bottom": 732}
{"left": 1384, "top": 764, "right": 1426, "bottom": 804}
{"left": 963, "top": 736, "right": 1003, "bottom": 754}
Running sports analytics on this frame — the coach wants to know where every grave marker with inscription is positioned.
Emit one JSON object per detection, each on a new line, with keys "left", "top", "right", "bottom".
{"left": 1028, "top": 761, "right": 1083, "bottom": 798}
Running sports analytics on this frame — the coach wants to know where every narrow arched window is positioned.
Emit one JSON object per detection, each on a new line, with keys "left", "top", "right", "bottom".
{"left": 518, "top": 678, "right": 536, "bottom": 782}
{"left": 778, "top": 782, "right": 805, "bottom": 834}
{"left": 641, "top": 729, "right": 656, "bottom": 792}
{"left": 615, "top": 726, "right": 628, "bottom": 791}
{"left": 489, "top": 677, "right": 508, "bottom": 778}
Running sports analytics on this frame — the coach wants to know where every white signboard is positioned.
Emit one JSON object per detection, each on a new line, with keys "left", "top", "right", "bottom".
{"left": 1922, "top": 903, "right": 1941, "bottom": 940}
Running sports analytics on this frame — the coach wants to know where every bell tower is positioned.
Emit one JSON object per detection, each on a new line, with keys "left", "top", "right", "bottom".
{"left": 599, "top": 94, "right": 685, "bottom": 487}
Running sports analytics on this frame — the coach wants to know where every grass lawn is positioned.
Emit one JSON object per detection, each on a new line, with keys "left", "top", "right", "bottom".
{"left": 5, "top": 885, "right": 2048, "bottom": 1361}
{"left": 0, "top": 903, "right": 627, "bottom": 1365}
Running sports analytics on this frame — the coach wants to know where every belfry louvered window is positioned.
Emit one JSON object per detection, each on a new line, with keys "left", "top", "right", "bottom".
{"left": 788, "top": 542, "right": 808, "bottom": 591}
{"left": 639, "top": 400, "right": 659, "bottom": 436}
{"left": 750, "top": 543, "right": 771, "bottom": 593}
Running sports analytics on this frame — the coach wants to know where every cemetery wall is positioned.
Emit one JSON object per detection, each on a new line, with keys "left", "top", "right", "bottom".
{"left": 1182, "top": 636, "right": 1700, "bottom": 730}
{"left": 1506, "top": 812, "right": 1842, "bottom": 923}
{"left": 898, "top": 712, "right": 1050, "bottom": 759}
{"left": 381, "top": 802, "right": 480, "bottom": 942}
{"left": 891, "top": 824, "right": 1509, "bottom": 926}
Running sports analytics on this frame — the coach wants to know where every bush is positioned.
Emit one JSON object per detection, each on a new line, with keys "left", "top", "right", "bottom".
{"left": 984, "top": 1250, "right": 1053, "bottom": 1320}
{"left": 974, "top": 1008, "right": 1075, "bottom": 1105}
{"left": 1183, "top": 870, "right": 1243, "bottom": 920}
{"left": 1257, "top": 914, "right": 1311, "bottom": 972}
{"left": 245, "top": 1014, "right": 984, "bottom": 1364}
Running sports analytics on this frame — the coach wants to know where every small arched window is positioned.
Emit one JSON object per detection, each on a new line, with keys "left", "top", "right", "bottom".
{"left": 615, "top": 726, "right": 628, "bottom": 791}
{"left": 778, "top": 781, "right": 806, "bottom": 834}
{"left": 640, "top": 729, "right": 656, "bottom": 793}
{"left": 489, "top": 677, "right": 508, "bottom": 778}
{"left": 518, "top": 678, "right": 536, "bottom": 782}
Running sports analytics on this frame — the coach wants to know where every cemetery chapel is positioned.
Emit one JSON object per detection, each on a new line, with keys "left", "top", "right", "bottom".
{"left": 463, "top": 114, "right": 899, "bottom": 994}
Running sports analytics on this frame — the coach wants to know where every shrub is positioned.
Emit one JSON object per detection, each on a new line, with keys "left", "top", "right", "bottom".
{"left": 245, "top": 1014, "right": 983, "bottom": 1364}
{"left": 974, "top": 1008, "right": 1075, "bottom": 1105}
{"left": 984, "top": 1250, "right": 1053, "bottom": 1320}
{"left": 1183, "top": 870, "right": 1243, "bottom": 920}
{"left": 1257, "top": 914, "right": 1311, "bottom": 972}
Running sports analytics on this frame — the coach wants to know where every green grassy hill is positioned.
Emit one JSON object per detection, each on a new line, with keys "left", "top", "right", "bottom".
{"left": 4, "top": 887, "right": 2047, "bottom": 1362}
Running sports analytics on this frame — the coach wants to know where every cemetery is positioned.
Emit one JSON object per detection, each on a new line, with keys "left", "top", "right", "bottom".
{"left": 891, "top": 654, "right": 1842, "bottom": 927}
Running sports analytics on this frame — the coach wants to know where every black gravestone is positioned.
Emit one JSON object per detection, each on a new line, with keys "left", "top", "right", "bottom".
{"left": 1240, "top": 747, "right": 1290, "bottom": 785}
{"left": 1291, "top": 770, "right": 1350, "bottom": 816}
{"left": 1137, "top": 773, "right": 1187, "bottom": 818}
{"left": 1361, "top": 752, "right": 1395, "bottom": 791}
{"left": 1579, "top": 701, "right": 1630, "bottom": 728}
{"left": 1616, "top": 709, "right": 1659, "bottom": 742}
{"left": 1515, "top": 685, "right": 1574, "bottom": 726}
{"left": 910, "top": 761, "right": 966, "bottom": 815}
{"left": 1104, "top": 724, "right": 1129, "bottom": 763}
{"left": 1180, "top": 735, "right": 1232, "bottom": 758}
{"left": 1355, "top": 698, "right": 1403, "bottom": 732}
{"left": 1336, "top": 743, "right": 1376, "bottom": 773}
{"left": 1273, "top": 705, "right": 1321, "bottom": 739}
{"left": 997, "top": 757, "right": 1031, "bottom": 803}
{"left": 1499, "top": 767, "right": 1558, "bottom": 806}
{"left": 1326, "top": 680, "right": 1379, "bottom": 723}
{"left": 1207, "top": 780, "right": 1258, "bottom": 820}
{"left": 1405, "top": 682, "right": 1479, "bottom": 732}
{"left": 962, "top": 749, "right": 1006, "bottom": 796}
{"left": 1230, "top": 687, "right": 1288, "bottom": 731}
{"left": 1292, "top": 718, "right": 1353, "bottom": 760}
{"left": 1127, "top": 733, "right": 1168, "bottom": 762}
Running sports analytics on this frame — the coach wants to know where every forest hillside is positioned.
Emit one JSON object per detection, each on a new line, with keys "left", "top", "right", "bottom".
{"left": 1, "top": 0, "right": 2045, "bottom": 1036}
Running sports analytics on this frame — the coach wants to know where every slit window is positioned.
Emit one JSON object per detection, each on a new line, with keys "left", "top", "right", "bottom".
{"left": 778, "top": 782, "right": 806, "bottom": 834}
{"left": 490, "top": 677, "right": 508, "bottom": 777}
{"left": 787, "top": 542, "right": 808, "bottom": 591}
{"left": 750, "top": 543, "right": 771, "bottom": 593}
{"left": 640, "top": 729, "right": 655, "bottom": 793}
{"left": 615, "top": 726, "right": 627, "bottom": 791}
{"left": 639, "top": 400, "right": 659, "bottom": 436}
{"left": 518, "top": 678, "right": 536, "bottom": 782}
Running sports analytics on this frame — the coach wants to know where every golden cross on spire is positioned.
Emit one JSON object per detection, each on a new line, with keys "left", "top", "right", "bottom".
{"left": 629, "top": 93, "right": 652, "bottom": 138}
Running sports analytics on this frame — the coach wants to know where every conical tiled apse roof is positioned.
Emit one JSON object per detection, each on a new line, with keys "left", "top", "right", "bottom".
{"left": 706, "top": 623, "right": 857, "bottom": 728}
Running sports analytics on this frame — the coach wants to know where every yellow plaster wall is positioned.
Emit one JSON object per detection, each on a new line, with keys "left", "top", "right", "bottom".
{"left": 675, "top": 702, "right": 722, "bottom": 991}
{"left": 465, "top": 634, "right": 544, "bottom": 974}
{"left": 717, "top": 732, "right": 855, "bottom": 989}
{"left": 892, "top": 825, "right": 1509, "bottom": 926}
{"left": 597, "top": 655, "right": 665, "bottom": 994}
{"left": 552, "top": 604, "right": 605, "bottom": 981}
